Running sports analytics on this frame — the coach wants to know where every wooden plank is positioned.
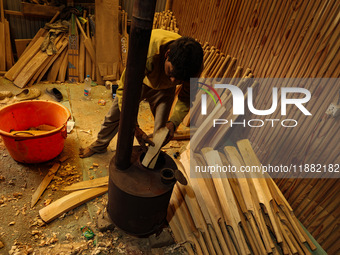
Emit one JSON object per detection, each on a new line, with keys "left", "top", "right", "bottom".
{"left": 121, "top": 10, "right": 128, "bottom": 67}
{"left": 95, "top": 0, "right": 119, "bottom": 79}
{"left": 78, "top": 34, "right": 85, "bottom": 82}
{"left": 47, "top": 47, "right": 67, "bottom": 82}
{"left": 85, "top": 18, "right": 92, "bottom": 78}
{"left": 15, "top": 39, "right": 32, "bottom": 59}
{"left": 75, "top": 17, "right": 95, "bottom": 63}
{"left": 142, "top": 127, "right": 169, "bottom": 168}
{"left": 0, "top": 0, "right": 5, "bottom": 71}
{"left": 68, "top": 13, "right": 79, "bottom": 82}
{"left": 62, "top": 176, "right": 109, "bottom": 191}
{"left": 58, "top": 51, "right": 68, "bottom": 82}
{"left": 21, "top": 3, "right": 62, "bottom": 18}
{"left": 4, "top": 19, "right": 13, "bottom": 69}
{"left": 31, "top": 163, "right": 60, "bottom": 208}
{"left": 39, "top": 187, "right": 108, "bottom": 223}
{"left": 5, "top": 37, "right": 44, "bottom": 81}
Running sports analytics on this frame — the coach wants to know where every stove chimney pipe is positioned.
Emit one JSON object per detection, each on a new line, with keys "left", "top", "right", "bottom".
{"left": 115, "top": 0, "right": 157, "bottom": 170}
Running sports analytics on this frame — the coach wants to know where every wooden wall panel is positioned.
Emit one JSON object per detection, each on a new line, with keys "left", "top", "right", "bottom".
{"left": 172, "top": 0, "right": 339, "bottom": 253}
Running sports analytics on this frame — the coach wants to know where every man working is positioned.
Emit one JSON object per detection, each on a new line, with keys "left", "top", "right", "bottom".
{"left": 79, "top": 29, "right": 203, "bottom": 158}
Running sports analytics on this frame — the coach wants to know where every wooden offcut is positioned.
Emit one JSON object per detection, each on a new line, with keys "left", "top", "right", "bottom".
{"left": 62, "top": 176, "right": 109, "bottom": 191}
{"left": 142, "top": 127, "right": 169, "bottom": 169}
{"left": 31, "top": 163, "right": 60, "bottom": 208}
{"left": 39, "top": 187, "right": 108, "bottom": 223}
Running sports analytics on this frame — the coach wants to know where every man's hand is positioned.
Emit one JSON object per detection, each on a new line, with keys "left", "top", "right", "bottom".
{"left": 162, "top": 121, "right": 176, "bottom": 146}
{"left": 135, "top": 126, "right": 155, "bottom": 152}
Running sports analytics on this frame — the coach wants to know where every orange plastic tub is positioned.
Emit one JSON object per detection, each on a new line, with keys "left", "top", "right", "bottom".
{"left": 0, "top": 100, "right": 71, "bottom": 163}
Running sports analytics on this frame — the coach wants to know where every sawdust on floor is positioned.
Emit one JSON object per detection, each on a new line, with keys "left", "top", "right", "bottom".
{"left": 0, "top": 77, "right": 189, "bottom": 255}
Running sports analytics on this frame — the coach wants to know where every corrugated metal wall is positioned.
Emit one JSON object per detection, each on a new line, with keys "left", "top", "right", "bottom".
{"left": 172, "top": 0, "right": 339, "bottom": 253}
{"left": 4, "top": 0, "right": 49, "bottom": 39}
{"left": 121, "top": 0, "right": 166, "bottom": 19}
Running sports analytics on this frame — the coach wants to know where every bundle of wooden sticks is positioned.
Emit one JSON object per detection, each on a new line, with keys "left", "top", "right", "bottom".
{"left": 168, "top": 139, "right": 317, "bottom": 255}
{"left": 153, "top": 10, "right": 179, "bottom": 33}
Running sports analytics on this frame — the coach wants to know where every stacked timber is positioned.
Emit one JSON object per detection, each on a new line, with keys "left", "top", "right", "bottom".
{"left": 4, "top": 12, "right": 69, "bottom": 87}
{"left": 4, "top": 8, "right": 181, "bottom": 86}
{"left": 169, "top": 139, "right": 317, "bottom": 255}
{"left": 153, "top": 10, "right": 179, "bottom": 33}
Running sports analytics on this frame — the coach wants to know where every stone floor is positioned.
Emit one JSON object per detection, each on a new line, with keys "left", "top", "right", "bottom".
{"left": 0, "top": 76, "right": 189, "bottom": 255}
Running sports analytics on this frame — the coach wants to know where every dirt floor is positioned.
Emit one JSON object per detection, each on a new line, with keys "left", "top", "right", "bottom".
{"left": 0, "top": 77, "right": 189, "bottom": 255}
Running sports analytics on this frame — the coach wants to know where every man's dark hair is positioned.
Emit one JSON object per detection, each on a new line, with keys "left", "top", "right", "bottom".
{"left": 168, "top": 37, "right": 203, "bottom": 82}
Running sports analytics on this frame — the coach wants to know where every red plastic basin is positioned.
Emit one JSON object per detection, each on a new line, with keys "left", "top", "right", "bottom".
{"left": 0, "top": 100, "right": 71, "bottom": 163}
